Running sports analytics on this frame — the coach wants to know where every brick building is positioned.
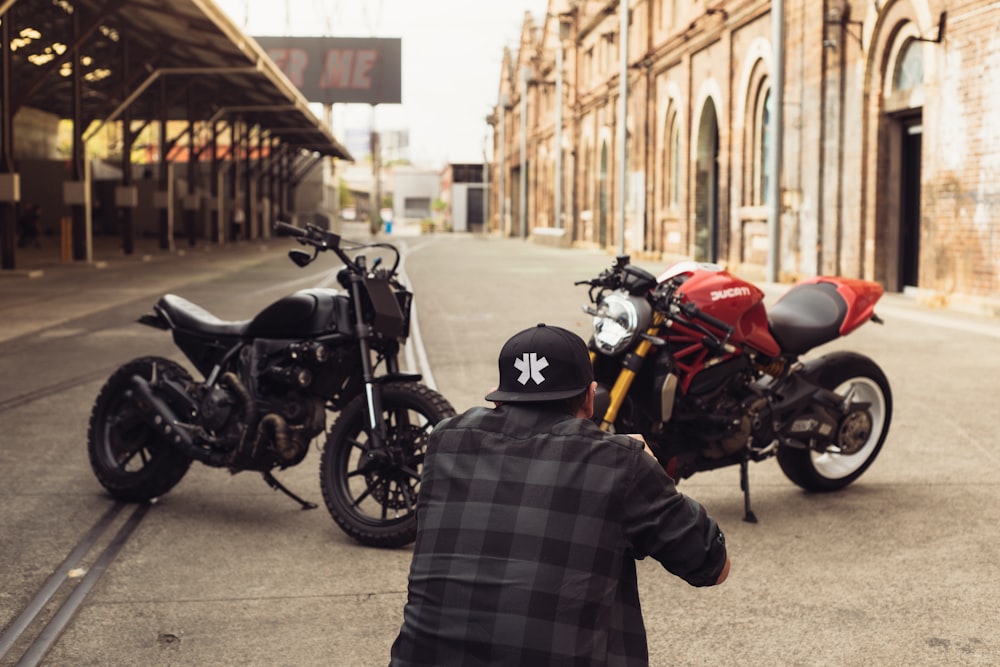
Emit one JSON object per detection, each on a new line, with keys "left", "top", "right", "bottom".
{"left": 489, "top": 0, "right": 999, "bottom": 313}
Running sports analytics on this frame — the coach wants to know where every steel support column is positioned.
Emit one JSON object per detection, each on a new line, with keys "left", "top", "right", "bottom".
{"left": 158, "top": 78, "right": 171, "bottom": 250}
{"left": 210, "top": 121, "right": 220, "bottom": 242}
{"left": 120, "top": 39, "right": 135, "bottom": 255}
{"left": 71, "top": 7, "right": 90, "bottom": 262}
{"left": 185, "top": 90, "right": 197, "bottom": 247}
{"left": 1, "top": 7, "right": 17, "bottom": 269}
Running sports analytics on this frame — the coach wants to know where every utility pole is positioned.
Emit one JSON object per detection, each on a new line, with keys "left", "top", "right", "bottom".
{"left": 498, "top": 93, "right": 508, "bottom": 234}
{"left": 767, "top": 0, "right": 785, "bottom": 283}
{"left": 555, "top": 31, "right": 563, "bottom": 230}
{"left": 520, "top": 66, "right": 529, "bottom": 239}
{"left": 617, "top": 0, "right": 628, "bottom": 255}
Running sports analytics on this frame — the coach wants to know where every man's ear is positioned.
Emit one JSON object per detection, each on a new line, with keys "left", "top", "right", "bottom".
{"left": 578, "top": 381, "right": 597, "bottom": 419}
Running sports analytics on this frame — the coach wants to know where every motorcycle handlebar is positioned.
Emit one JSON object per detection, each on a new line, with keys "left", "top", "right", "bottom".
{"left": 274, "top": 220, "right": 340, "bottom": 248}
{"left": 274, "top": 220, "right": 360, "bottom": 268}
{"left": 273, "top": 220, "right": 403, "bottom": 283}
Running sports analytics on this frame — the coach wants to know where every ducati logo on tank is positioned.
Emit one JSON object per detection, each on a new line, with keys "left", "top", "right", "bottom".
{"left": 710, "top": 286, "right": 752, "bottom": 302}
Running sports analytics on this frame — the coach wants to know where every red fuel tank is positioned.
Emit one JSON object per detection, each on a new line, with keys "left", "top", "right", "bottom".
{"left": 657, "top": 262, "right": 781, "bottom": 357}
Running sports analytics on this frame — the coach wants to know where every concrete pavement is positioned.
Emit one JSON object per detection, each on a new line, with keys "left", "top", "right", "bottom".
{"left": 1, "top": 231, "right": 999, "bottom": 666}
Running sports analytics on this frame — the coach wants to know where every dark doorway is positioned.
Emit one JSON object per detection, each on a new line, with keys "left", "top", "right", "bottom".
{"left": 899, "top": 117, "right": 922, "bottom": 289}
{"left": 510, "top": 166, "right": 520, "bottom": 238}
{"left": 467, "top": 186, "right": 484, "bottom": 233}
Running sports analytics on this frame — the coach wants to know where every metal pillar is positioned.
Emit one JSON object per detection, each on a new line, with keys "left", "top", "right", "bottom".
{"left": 0, "top": 8, "right": 17, "bottom": 269}
{"left": 519, "top": 68, "right": 529, "bottom": 239}
{"left": 498, "top": 94, "right": 507, "bottom": 234}
{"left": 617, "top": 0, "right": 628, "bottom": 255}
{"left": 210, "top": 121, "right": 220, "bottom": 242}
{"left": 120, "top": 39, "right": 134, "bottom": 255}
{"left": 70, "top": 7, "right": 90, "bottom": 262}
{"left": 555, "top": 39, "right": 563, "bottom": 230}
{"left": 185, "top": 91, "right": 197, "bottom": 247}
{"left": 767, "top": 0, "right": 785, "bottom": 283}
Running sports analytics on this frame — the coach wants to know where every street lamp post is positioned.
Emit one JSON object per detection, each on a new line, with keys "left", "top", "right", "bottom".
{"left": 767, "top": 0, "right": 785, "bottom": 283}
{"left": 555, "top": 40, "right": 563, "bottom": 230}
{"left": 520, "top": 66, "right": 530, "bottom": 239}
{"left": 617, "top": 0, "right": 628, "bottom": 255}
{"left": 498, "top": 93, "right": 508, "bottom": 235}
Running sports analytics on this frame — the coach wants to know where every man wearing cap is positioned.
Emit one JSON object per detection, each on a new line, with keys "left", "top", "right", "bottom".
{"left": 390, "top": 324, "right": 730, "bottom": 666}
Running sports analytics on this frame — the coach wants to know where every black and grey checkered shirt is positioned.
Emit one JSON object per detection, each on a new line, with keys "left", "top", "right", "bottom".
{"left": 390, "top": 405, "right": 728, "bottom": 666}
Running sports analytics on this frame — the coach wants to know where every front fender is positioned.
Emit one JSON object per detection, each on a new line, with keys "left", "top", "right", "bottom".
{"left": 375, "top": 372, "right": 422, "bottom": 384}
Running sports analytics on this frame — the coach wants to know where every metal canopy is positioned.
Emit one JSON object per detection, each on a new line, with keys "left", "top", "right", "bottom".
{"left": 3, "top": 0, "right": 352, "bottom": 159}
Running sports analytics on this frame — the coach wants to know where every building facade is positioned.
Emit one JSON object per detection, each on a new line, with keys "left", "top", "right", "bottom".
{"left": 489, "top": 0, "right": 999, "bottom": 313}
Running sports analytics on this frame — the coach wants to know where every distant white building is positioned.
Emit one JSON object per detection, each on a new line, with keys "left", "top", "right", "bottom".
{"left": 390, "top": 166, "right": 439, "bottom": 228}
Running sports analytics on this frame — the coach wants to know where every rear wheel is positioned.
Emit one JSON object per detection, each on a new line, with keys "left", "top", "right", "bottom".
{"left": 87, "top": 357, "right": 194, "bottom": 502}
{"left": 320, "top": 382, "right": 455, "bottom": 548}
{"left": 777, "top": 355, "right": 892, "bottom": 492}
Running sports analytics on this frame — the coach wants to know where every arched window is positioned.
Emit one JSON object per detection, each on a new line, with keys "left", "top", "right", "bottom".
{"left": 746, "top": 78, "right": 771, "bottom": 206}
{"left": 893, "top": 39, "right": 923, "bottom": 92}
{"left": 662, "top": 104, "right": 681, "bottom": 211}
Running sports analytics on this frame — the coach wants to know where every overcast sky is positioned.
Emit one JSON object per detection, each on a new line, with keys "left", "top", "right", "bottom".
{"left": 213, "top": 0, "right": 548, "bottom": 168}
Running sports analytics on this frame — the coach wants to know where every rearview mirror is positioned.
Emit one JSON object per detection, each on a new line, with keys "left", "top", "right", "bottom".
{"left": 288, "top": 249, "right": 313, "bottom": 267}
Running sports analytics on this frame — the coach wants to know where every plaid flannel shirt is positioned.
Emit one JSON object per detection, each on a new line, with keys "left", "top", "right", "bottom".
{"left": 390, "top": 404, "right": 727, "bottom": 667}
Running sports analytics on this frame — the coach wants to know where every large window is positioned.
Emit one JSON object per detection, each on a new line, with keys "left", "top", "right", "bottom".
{"left": 745, "top": 75, "right": 771, "bottom": 207}
{"left": 662, "top": 104, "right": 681, "bottom": 211}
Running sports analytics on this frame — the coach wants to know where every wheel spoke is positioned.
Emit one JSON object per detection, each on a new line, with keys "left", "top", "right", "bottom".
{"left": 401, "top": 484, "right": 417, "bottom": 511}
{"left": 117, "top": 447, "right": 141, "bottom": 467}
{"left": 350, "top": 483, "right": 374, "bottom": 508}
{"left": 346, "top": 436, "right": 370, "bottom": 453}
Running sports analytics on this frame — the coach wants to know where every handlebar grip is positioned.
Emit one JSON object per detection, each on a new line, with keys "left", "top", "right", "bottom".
{"left": 273, "top": 221, "right": 304, "bottom": 238}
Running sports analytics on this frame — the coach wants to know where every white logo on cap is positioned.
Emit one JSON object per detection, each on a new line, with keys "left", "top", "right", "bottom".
{"left": 514, "top": 353, "right": 549, "bottom": 385}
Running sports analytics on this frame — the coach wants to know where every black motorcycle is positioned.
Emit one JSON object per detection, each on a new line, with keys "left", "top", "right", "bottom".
{"left": 87, "top": 221, "right": 455, "bottom": 548}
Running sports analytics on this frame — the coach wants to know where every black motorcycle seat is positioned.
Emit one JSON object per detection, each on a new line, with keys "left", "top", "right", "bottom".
{"left": 767, "top": 281, "right": 847, "bottom": 354}
{"left": 157, "top": 294, "right": 250, "bottom": 336}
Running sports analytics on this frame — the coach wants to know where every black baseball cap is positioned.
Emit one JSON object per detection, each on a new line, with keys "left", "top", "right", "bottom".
{"left": 484, "top": 324, "right": 594, "bottom": 403}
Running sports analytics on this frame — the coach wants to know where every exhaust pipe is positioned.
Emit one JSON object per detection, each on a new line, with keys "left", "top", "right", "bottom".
{"left": 127, "top": 375, "right": 227, "bottom": 466}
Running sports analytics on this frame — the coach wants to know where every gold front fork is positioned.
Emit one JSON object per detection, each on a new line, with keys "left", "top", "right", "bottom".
{"left": 596, "top": 313, "right": 666, "bottom": 432}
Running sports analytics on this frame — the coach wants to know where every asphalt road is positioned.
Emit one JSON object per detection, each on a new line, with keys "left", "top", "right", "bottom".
{"left": 1, "top": 233, "right": 998, "bottom": 666}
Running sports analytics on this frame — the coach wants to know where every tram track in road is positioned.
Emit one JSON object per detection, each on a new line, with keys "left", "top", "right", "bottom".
{"left": 0, "top": 501, "right": 152, "bottom": 667}
{"left": 0, "top": 366, "right": 119, "bottom": 414}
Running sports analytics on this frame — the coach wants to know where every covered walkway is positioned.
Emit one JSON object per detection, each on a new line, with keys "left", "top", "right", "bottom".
{"left": 0, "top": 0, "right": 352, "bottom": 271}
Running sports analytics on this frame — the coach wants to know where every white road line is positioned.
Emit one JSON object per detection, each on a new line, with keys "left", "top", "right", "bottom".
{"left": 396, "top": 238, "right": 437, "bottom": 390}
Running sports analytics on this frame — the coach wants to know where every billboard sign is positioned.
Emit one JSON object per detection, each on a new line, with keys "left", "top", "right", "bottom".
{"left": 254, "top": 37, "right": 401, "bottom": 105}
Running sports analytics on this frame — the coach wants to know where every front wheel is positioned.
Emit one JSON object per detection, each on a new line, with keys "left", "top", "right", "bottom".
{"left": 87, "top": 357, "right": 194, "bottom": 502}
{"left": 777, "top": 354, "right": 892, "bottom": 492}
{"left": 320, "top": 382, "right": 455, "bottom": 548}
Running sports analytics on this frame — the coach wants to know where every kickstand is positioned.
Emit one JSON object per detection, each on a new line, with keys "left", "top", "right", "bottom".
{"left": 739, "top": 459, "right": 758, "bottom": 523}
{"left": 263, "top": 472, "right": 318, "bottom": 510}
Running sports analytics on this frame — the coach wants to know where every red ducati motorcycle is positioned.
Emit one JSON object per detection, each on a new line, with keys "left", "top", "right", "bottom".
{"left": 577, "top": 257, "right": 892, "bottom": 522}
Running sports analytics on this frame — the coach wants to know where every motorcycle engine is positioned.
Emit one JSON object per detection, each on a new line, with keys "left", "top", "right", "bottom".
{"left": 671, "top": 358, "right": 773, "bottom": 460}
{"left": 195, "top": 343, "right": 329, "bottom": 470}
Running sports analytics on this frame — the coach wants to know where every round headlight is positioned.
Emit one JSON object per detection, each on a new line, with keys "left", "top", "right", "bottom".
{"left": 592, "top": 292, "right": 651, "bottom": 355}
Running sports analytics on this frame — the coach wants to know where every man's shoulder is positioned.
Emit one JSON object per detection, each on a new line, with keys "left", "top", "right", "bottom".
{"left": 434, "top": 405, "right": 643, "bottom": 454}
{"left": 437, "top": 406, "right": 494, "bottom": 430}
{"left": 550, "top": 415, "right": 642, "bottom": 450}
